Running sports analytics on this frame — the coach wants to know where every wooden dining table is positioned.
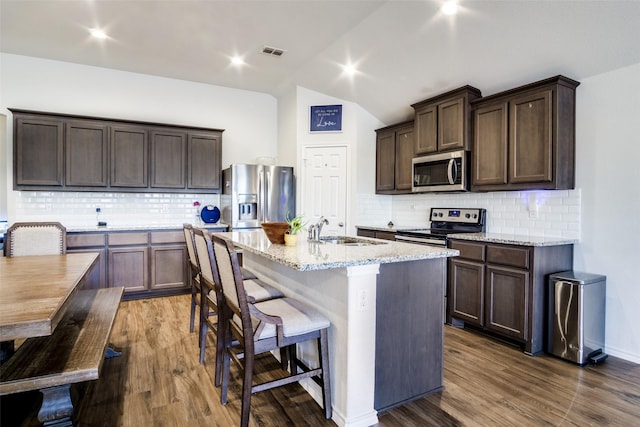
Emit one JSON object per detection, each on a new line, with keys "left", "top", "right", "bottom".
{"left": 0, "top": 252, "right": 99, "bottom": 343}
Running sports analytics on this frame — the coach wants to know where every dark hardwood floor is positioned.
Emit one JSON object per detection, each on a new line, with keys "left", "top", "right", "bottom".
{"left": 2, "top": 294, "right": 639, "bottom": 426}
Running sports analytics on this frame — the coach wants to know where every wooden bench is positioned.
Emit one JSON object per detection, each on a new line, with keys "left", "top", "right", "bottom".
{"left": 0, "top": 287, "right": 124, "bottom": 426}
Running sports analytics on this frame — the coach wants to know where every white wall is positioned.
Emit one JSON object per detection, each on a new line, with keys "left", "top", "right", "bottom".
{"left": 294, "top": 86, "right": 384, "bottom": 233}
{"left": 573, "top": 63, "right": 640, "bottom": 362}
{"left": 0, "top": 53, "right": 279, "bottom": 225}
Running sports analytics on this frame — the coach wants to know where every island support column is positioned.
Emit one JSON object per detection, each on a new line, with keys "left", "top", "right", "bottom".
{"left": 244, "top": 253, "right": 380, "bottom": 427}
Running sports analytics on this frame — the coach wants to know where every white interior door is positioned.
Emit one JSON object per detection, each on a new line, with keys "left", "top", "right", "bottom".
{"left": 301, "top": 145, "right": 348, "bottom": 236}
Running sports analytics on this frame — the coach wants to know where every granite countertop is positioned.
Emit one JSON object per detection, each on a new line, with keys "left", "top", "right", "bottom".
{"left": 219, "top": 230, "right": 459, "bottom": 272}
{"left": 448, "top": 232, "right": 578, "bottom": 247}
{"left": 356, "top": 225, "right": 578, "bottom": 247}
{"left": 355, "top": 224, "right": 429, "bottom": 232}
{"left": 67, "top": 223, "right": 229, "bottom": 232}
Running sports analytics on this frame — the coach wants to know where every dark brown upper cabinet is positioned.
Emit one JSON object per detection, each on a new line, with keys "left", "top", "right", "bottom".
{"left": 412, "top": 86, "right": 482, "bottom": 156}
{"left": 66, "top": 121, "right": 108, "bottom": 187}
{"left": 150, "top": 129, "right": 186, "bottom": 189}
{"left": 10, "top": 109, "right": 224, "bottom": 193}
{"left": 187, "top": 132, "right": 222, "bottom": 191}
{"left": 14, "top": 115, "right": 64, "bottom": 187}
{"left": 471, "top": 75, "right": 579, "bottom": 192}
{"left": 375, "top": 120, "right": 415, "bottom": 194}
{"left": 110, "top": 124, "right": 149, "bottom": 188}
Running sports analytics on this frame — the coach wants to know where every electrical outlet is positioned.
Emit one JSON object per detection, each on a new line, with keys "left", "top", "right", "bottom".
{"left": 357, "top": 289, "right": 369, "bottom": 311}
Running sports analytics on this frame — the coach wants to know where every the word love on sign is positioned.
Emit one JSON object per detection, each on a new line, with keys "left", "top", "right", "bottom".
{"left": 310, "top": 104, "right": 342, "bottom": 132}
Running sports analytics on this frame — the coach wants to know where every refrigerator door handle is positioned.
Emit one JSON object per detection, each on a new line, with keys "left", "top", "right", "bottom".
{"left": 259, "top": 172, "right": 265, "bottom": 222}
{"left": 264, "top": 169, "right": 271, "bottom": 221}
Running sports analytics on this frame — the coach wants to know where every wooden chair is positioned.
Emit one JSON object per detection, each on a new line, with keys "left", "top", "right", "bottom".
{"left": 5, "top": 222, "right": 66, "bottom": 257}
{"left": 183, "top": 224, "right": 202, "bottom": 336}
{"left": 212, "top": 235, "right": 332, "bottom": 427}
{"left": 191, "top": 228, "right": 284, "bottom": 375}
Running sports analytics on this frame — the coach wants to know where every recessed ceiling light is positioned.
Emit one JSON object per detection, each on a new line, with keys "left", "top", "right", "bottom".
{"left": 343, "top": 64, "right": 357, "bottom": 76}
{"left": 89, "top": 28, "right": 108, "bottom": 39}
{"left": 441, "top": 1, "right": 458, "bottom": 16}
{"left": 230, "top": 56, "right": 245, "bottom": 66}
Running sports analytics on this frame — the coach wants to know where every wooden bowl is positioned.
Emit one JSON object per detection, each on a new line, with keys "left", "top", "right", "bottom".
{"left": 261, "top": 222, "right": 290, "bottom": 244}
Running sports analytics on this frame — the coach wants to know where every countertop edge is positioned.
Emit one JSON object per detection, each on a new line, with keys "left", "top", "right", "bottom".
{"left": 448, "top": 232, "right": 579, "bottom": 247}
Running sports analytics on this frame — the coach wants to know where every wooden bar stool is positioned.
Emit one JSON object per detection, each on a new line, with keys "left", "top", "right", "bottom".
{"left": 192, "top": 228, "right": 284, "bottom": 379}
{"left": 212, "top": 235, "right": 332, "bottom": 427}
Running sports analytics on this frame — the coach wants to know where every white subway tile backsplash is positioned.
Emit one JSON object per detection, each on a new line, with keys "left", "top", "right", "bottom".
{"left": 13, "top": 191, "right": 221, "bottom": 227}
{"left": 389, "top": 189, "right": 580, "bottom": 239}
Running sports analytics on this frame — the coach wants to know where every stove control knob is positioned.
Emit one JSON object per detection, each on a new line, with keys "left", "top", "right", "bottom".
{"left": 465, "top": 213, "right": 471, "bottom": 219}
{"left": 472, "top": 214, "right": 478, "bottom": 219}
{"left": 438, "top": 212, "right": 443, "bottom": 217}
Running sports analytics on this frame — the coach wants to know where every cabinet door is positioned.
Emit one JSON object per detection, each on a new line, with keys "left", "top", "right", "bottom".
{"left": 150, "top": 129, "right": 186, "bottom": 188}
{"left": 110, "top": 125, "right": 148, "bottom": 187}
{"left": 394, "top": 125, "right": 414, "bottom": 191}
{"left": 67, "top": 248, "right": 107, "bottom": 290}
{"left": 66, "top": 121, "right": 108, "bottom": 187}
{"left": 14, "top": 117, "right": 64, "bottom": 186}
{"left": 472, "top": 102, "right": 508, "bottom": 187}
{"left": 485, "top": 265, "right": 529, "bottom": 341}
{"left": 509, "top": 90, "right": 553, "bottom": 184}
{"left": 414, "top": 105, "right": 437, "bottom": 155}
{"left": 438, "top": 98, "right": 465, "bottom": 151}
{"left": 108, "top": 246, "right": 149, "bottom": 292}
{"left": 150, "top": 245, "right": 188, "bottom": 290}
{"left": 187, "top": 132, "right": 222, "bottom": 190}
{"left": 376, "top": 130, "right": 396, "bottom": 192}
{"left": 449, "top": 259, "right": 484, "bottom": 327}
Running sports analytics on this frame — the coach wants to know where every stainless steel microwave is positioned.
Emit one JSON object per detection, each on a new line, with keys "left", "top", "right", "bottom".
{"left": 412, "top": 150, "right": 468, "bottom": 193}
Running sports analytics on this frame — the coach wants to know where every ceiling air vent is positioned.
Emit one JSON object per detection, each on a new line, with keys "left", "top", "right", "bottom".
{"left": 261, "top": 45, "right": 286, "bottom": 57}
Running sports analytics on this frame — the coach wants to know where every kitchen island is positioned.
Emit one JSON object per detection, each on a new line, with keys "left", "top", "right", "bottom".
{"left": 218, "top": 231, "right": 459, "bottom": 427}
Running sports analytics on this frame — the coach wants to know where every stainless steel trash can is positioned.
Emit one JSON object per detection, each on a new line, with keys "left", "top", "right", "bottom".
{"left": 548, "top": 271, "right": 607, "bottom": 365}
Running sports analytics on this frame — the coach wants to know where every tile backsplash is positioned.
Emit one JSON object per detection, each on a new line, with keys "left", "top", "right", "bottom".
{"left": 357, "top": 189, "right": 581, "bottom": 239}
{"left": 13, "top": 191, "right": 221, "bottom": 227}
{"left": 15, "top": 188, "right": 580, "bottom": 239}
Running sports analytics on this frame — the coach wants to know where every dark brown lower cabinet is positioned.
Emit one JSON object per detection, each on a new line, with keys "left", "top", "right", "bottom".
{"left": 356, "top": 227, "right": 396, "bottom": 241}
{"left": 67, "top": 227, "right": 222, "bottom": 299}
{"left": 108, "top": 245, "right": 149, "bottom": 293}
{"left": 449, "top": 239, "right": 573, "bottom": 355}
{"left": 66, "top": 233, "right": 107, "bottom": 290}
{"left": 375, "top": 258, "right": 445, "bottom": 412}
{"left": 150, "top": 245, "right": 187, "bottom": 290}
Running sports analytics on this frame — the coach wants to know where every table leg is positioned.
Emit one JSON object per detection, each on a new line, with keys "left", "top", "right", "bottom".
{"left": 38, "top": 384, "right": 73, "bottom": 427}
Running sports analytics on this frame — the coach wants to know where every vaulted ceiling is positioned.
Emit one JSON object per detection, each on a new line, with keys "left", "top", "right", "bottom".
{"left": 2, "top": 0, "right": 639, "bottom": 124}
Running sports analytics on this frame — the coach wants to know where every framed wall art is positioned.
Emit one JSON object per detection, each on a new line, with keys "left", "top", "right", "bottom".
{"left": 309, "top": 104, "right": 342, "bottom": 132}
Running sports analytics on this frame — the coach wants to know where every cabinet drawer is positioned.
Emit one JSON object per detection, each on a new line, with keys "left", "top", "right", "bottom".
{"left": 67, "top": 233, "right": 106, "bottom": 248}
{"left": 150, "top": 230, "right": 185, "bottom": 244}
{"left": 108, "top": 232, "right": 149, "bottom": 246}
{"left": 375, "top": 231, "right": 396, "bottom": 241}
{"left": 486, "top": 244, "right": 530, "bottom": 269}
{"left": 357, "top": 229, "right": 376, "bottom": 238}
{"left": 449, "top": 240, "right": 485, "bottom": 262}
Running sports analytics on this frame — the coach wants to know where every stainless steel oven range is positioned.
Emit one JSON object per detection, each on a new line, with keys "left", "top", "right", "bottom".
{"left": 394, "top": 207, "right": 486, "bottom": 246}
{"left": 395, "top": 207, "right": 486, "bottom": 324}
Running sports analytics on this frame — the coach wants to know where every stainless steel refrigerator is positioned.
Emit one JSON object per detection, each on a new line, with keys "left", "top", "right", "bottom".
{"left": 220, "top": 164, "right": 295, "bottom": 230}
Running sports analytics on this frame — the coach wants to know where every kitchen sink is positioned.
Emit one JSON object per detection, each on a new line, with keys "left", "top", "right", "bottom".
{"left": 318, "top": 236, "right": 386, "bottom": 246}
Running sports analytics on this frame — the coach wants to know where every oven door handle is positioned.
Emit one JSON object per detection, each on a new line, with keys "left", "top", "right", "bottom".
{"left": 395, "top": 235, "right": 446, "bottom": 246}
{"left": 447, "top": 159, "right": 457, "bottom": 184}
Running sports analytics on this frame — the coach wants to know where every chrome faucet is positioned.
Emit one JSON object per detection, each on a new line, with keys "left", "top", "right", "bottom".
{"left": 308, "top": 216, "right": 329, "bottom": 242}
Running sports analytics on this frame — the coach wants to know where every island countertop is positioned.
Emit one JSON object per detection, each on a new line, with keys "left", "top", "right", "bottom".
{"left": 218, "top": 230, "right": 459, "bottom": 272}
